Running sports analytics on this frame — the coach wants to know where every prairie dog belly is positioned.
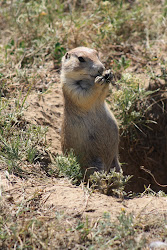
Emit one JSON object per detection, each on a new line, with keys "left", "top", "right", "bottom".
{"left": 61, "top": 103, "right": 119, "bottom": 171}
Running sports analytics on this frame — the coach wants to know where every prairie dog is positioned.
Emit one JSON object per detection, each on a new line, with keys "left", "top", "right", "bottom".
{"left": 61, "top": 47, "right": 121, "bottom": 177}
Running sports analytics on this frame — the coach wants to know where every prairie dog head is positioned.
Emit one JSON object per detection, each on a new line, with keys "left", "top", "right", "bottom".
{"left": 61, "top": 47, "right": 105, "bottom": 83}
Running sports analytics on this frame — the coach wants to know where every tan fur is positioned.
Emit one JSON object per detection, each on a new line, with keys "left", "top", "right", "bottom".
{"left": 61, "top": 47, "right": 121, "bottom": 176}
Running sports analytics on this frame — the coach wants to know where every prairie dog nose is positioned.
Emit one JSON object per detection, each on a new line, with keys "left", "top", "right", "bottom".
{"left": 98, "top": 64, "right": 105, "bottom": 75}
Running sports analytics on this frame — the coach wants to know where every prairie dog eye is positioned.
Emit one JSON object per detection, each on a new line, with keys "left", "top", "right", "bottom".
{"left": 78, "top": 56, "right": 85, "bottom": 62}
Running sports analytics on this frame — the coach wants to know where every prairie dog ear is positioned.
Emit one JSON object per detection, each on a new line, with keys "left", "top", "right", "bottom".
{"left": 65, "top": 52, "right": 70, "bottom": 59}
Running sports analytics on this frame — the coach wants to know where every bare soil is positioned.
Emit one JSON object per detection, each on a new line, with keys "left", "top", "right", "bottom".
{"left": 1, "top": 61, "right": 167, "bottom": 249}
{"left": 0, "top": 2, "right": 167, "bottom": 248}
{"left": 1, "top": 169, "right": 167, "bottom": 222}
{"left": 23, "top": 63, "right": 167, "bottom": 194}
{"left": 0, "top": 63, "right": 161, "bottom": 221}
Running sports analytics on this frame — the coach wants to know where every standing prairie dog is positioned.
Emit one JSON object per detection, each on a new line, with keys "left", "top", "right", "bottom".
{"left": 61, "top": 47, "right": 121, "bottom": 177}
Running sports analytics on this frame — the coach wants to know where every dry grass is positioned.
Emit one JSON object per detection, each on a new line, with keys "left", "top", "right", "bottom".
{"left": 0, "top": 186, "right": 164, "bottom": 249}
{"left": 0, "top": 0, "right": 167, "bottom": 249}
{"left": 1, "top": 184, "right": 167, "bottom": 249}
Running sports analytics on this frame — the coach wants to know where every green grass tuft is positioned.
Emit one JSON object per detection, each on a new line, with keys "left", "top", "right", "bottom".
{"left": 0, "top": 95, "right": 48, "bottom": 176}
{"left": 109, "top": 73, "right": 158, "bottom": 136}
{"left": 56, "top": 151, "right": 83, "bottom": 185}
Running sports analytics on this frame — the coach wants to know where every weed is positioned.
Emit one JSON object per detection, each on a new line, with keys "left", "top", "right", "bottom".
{"left": 55, "top": 153, "right": 131, "bottom": 196}
{"left": 0, "top": 197, "right": 148, "bottom": 249}
{"left": 89, "top": 170, "right": 132, "bottom": 196}
{"left": 140, "top": 185, "right": 167, "bottom": 197}
{"left": 113, "top": 55, "right": 131, "bottom": 72}
{"left": 0, "top": 96, "right": 48, "bottom": 176}
{"left": 52, "top": 42, "right": 66, "bottom": 68}
{"left": 56, "top": 151, "right": 83, "bottom": 185}
{"left": 2, "top": 0, "right": 67, "bottom": 70}
{"left": 75, "top": 218, "right": 91, "bottom": 243}
{"left": 0, "top": 0, "right": 166, "bottom": 248}
{"left": 89, "top": 211, "right": 146, "bottom": 249}
{"left": 109, "top": 73, "right": 158, "bottom": 136}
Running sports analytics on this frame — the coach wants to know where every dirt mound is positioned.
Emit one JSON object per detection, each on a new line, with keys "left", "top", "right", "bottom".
{"left": 24, "top": 71, "right": 167, "bottom": 194}
{"left": 24, "top": 81, "right": 63, "bottom": 155}
{"left": 1, "top": 170, "right": 167, "bottom": 221}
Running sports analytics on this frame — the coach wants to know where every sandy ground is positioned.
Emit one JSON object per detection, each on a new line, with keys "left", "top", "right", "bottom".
{"left": 1, "top": 170, "right": 167, "bottom": 222}
{"left": 1, "top": 74, "right": 167, "bottom": 224}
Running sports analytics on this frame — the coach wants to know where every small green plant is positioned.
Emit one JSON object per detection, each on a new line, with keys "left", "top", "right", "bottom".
{"left": 75, "top": 218, "right": 90, "bottom": 242}
{"left": 116, "top": 211, "right": 135, "bottom": 238}
{"left": 0, "top": 96, "right": 48, "bottom": 175}
{"left": 163, "top": 0, "right": 167, "bottom": 17}
{"left": 56, "top": 151, "right": 83, "bottom": 184}
{"left": 52, "top": 42, "right": 66, "bottom": 67}
{"left": 89, "top": 169, "right": 132, "bottom": 196}
{"left": 113, "top": 55, "right": 131, "bottom": 71}
{"left": 110, "top": 73, "right": 157, "bottom": 135}
{"left": 90, "top": 211, "right": 145, "bottom": 249}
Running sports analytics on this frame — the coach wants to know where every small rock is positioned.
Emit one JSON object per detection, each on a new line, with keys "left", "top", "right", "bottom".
{"left": 149, "top": 241, "right": 167, "bottom": 249}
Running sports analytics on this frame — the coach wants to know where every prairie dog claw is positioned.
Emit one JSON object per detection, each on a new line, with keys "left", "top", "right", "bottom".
{"left": 103, "top": 69, "right": 113, "bottom": 83}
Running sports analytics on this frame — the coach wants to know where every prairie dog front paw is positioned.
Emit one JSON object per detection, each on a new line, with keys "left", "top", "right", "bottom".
{"left": 95, "top": 69, "right": 113, "bottom": 85}
{"left": 103, "top": 70, "right": 113, "bottom": 83}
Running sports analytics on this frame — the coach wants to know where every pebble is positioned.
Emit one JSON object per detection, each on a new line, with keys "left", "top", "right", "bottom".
{"left": 149, "top": 241, "right": 167, "bottom": 249}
